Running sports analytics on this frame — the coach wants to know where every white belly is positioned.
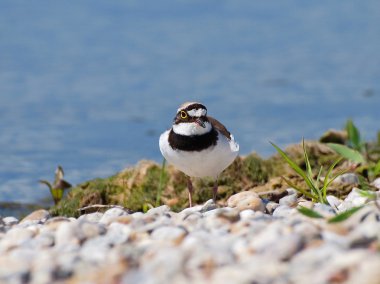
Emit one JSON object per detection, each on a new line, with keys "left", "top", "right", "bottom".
{"left": 159, "top": 130, "right": 239, "bottom": 179}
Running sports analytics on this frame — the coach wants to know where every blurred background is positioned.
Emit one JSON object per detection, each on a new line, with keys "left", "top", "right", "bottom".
{"left": 1, "top": 1, "right": 379, "bottom": 213}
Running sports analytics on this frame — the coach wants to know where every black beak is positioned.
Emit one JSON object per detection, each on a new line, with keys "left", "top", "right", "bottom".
{"left": 195, "top": 118, "right": 206, "bottom": 128}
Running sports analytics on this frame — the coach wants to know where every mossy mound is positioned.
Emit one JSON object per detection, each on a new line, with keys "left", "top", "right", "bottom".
{"left": 51, "top": 141, "right": 352, "bottom": 217}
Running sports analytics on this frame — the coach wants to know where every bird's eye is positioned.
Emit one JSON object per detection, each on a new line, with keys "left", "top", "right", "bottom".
{"left": 180, "top": 111, "right": 188, "bottom": 119}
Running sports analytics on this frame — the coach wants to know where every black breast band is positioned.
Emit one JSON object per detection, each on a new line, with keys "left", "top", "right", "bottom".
{"left": 168, "top": 128, "right": 218, "bottom": 151}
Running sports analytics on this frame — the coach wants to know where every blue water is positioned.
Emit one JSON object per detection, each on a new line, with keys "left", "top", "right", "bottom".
{"left": 1, "top": 1, "right": 379, "bottom": 206}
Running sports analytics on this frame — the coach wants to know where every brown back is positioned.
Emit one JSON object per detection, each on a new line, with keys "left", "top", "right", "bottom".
{"left": 207, "top": 116, "right": 231, "bottom": 139}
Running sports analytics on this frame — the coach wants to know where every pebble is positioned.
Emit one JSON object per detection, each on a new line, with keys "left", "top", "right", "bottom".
{"left": 333, "top": 173, "right": 359, "bottom": 185}
{"left": 0, "top": 186, "right": 378, "bottom": 283}
{"left": 227, "top": 191, "right": 265, "bottom": 212}
{"left": 2, "top": 216, "right": 19, "bottom": 226}
{"left": 99, "top": 207, "right": 130, "bottom": 224}
{"left": 265, "top": 201, "right": 280, "bottom": 214}
{"left": 371, "top": 177, "right": 380, "bottom": 190}
{"left": 279, "top": 194, "right": 298, "bottom": 206}
{"left": 20, "top": 209, "right": 50, "bottom": 225}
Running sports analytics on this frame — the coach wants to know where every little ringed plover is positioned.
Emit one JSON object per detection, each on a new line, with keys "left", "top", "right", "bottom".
{"left": 159, "top": 102, "right": 239, "bottom": 207}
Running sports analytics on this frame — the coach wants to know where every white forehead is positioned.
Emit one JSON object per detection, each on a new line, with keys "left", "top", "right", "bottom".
{"left": 187, "top": 108, "right": 207, "bottom": 117}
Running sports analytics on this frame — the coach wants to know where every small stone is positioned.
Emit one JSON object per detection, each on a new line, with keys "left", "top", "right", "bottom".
{"left": 227, "top": 191, "right": 265, "bottom": 212}
{"left": 178, "top": 205, "right": 203, "bottom": 220}
{"left": 297, "top": 200, "right": 314, "bottom": 209}
{"left": 338, "top": 188, "right": 369, "bottom": 211}
{"left": 216, "top": 208, "right": 240, "bottom": 222}
{"left": 105, "top": 222, "right": 131, "bottom": 245}
{"left": 239, "top": 209, "right": 255, "bottom": 220}
{"left": 279, "top": 194, "right": 298, "bottom": 207}
{"left": 286, "top": 188, "right": 299, "bottom": 195}
{"left": 0, "top": 227, "right": 36, "bottom": 251}
{"left": 200, "top": 199, "right": 218, "bottom": 212}
{"left": 151, "top": 226, "right": 187, "bottom": 244}
{"left": 0, "top": 256, "right": 31, "bottom": 283}
{"left": 293, "top": 222, "right": 321, "bottom": 240}
{"left": 99, "top": 207, "right": 130, "bottom": 224}
{"left": 147, "top": 205, "right": 171, "bottom": 216}
{"left": 43, "top": 217, "right": 71, "bottom": 231}
{"left": 79, "top": 221, "right": 107, "bottom": 239}
{"left": 20, "top": 209, "right": 50, "bottom": 225}
{"left": 272, "top": 205, "right": 297, "bottom": 218}
{"left": 313, "top": 203, "right": 335, "bottom": 218}
{"left": 333, "top": 173, "right": 359, "bottom": 185}
{"left": 78, "top": 212, "right": 104, "bottom": 223}
{"left": 265, "top": 202, "right": 280, "bottom": 214}
{"left": 371, "top": 177, "right": 380, "bottom": 190}
{"left": 55, "top": 221, "right": 83, "bottom": 247}
{"left": 319, "top": 129, "right": 347, "bottom": 144}
{"left": 326, "top": 195, "right": 342, "bottom": 210}
{"left": 2, "top": 216, "right": 19, "bottom": 226}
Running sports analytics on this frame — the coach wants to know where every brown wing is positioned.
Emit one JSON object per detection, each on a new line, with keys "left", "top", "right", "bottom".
{"left": 207, "top": 116, "right": 231, "bottom": 139}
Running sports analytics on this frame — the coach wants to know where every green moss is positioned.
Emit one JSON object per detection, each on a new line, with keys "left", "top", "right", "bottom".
{"left": 50, "top": 140, "right": 359, "bottom": 218}
{"left": 124, "top": 164, "right": 169, "bottom": 210}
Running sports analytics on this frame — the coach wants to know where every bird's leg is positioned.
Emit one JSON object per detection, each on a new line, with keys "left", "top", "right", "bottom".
{"left": 212, "top": 179, "right": 218, "bottom": 202}
{"left": 187, "top": 176, "right": 193, "bottom": 207}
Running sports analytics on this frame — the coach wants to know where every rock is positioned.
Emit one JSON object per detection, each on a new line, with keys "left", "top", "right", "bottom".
{"left": 286, "top": 188, "right": 299, "bottom": 195}
{"left": 99, "top": 207, "right": 130, "bottom": 224}
{"left": 347, "top": 255, "right": 380, "bottom": 284}
{"left": 0, "top": 257, "right": 31, "bottom": 283}
{"left": 297, "top": 200, "right": 314, "bottom": 209}
{"left": 337, "top": 188, "right": 369, "bottom": 211}
{"left": 78, "top": 212, "right": 104, "bottom": 223}
{"left": 178, "top": 205, "right": 204, "bottom": 220}
{"left": 147, "top": 205, "right": 171, "bottom": 216}
{"left": 54, "top": 221, "right": 83, "bottom": 247}
{"left": 215, "top": 208, "right": 240, "bottom": 222}
{"left": 227, "top": 191, "right": 265, "bottom": 212}
{"left": 319, "top": 129, "right": 347, "bottom": 144}
{"left": 200, "top": 199, "right": 218, "bottom": 212}
{"left": 20, "top": 209, "right": 50, "bottom": 225}
{"left": 151, "top": 226, "right": 187, "bottom": 244}
{"left": 104, "top": 222, "right": 131, "bottom": 245}
{"left": 2, "top": 216, "right": 19, "bottom": 226}
{"left": 239, "top": 209, "right": 255, "bottom": 220}
{"left": 79, "top": 221, "right": 107, "bottom": 239}
{"left": 0, "top": 227, "right": 36, "bottom": 252}
{"left": 279, "top": 194, "right": 298, "bottom": 207}
{"left": 265, "top": 201, "right": 280, "bottom": 214}
{"left": 333, "top": 173, "right": 359, "bottom": 185}
{"left": 272, "top": 205, "right": 297, "bottom": 218}
{"left": 313, "top": 203, "right": 335, "bottom": 218}
{"left": 326, "top": 195, "right": 342, "bottom": 210}
{"left": 293, "top": 222, "right": 321, "bottom": 240}
{"left": 371, "top": 177, "right": 380, "bottom": 190}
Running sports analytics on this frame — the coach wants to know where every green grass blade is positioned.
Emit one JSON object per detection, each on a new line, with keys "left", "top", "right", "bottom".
{"left": 327, "top": 206, "right": 364, "bottom": 223}
{"left": 357, "top": 189, "right": 377, "bottom": 199}
{"left": 327, "top": 143, "right": 365, "bottom": 164}
{"left": 297, "top": 206, "right": 324, "bottom": 219}
{"left": 373, "top": 159, "right": 380, "bottom": 176}
{"left": 326, "top": 168, "right": 349, "bottom": 189}
{"left": 346, "top": 119, "right": 361, "bottom": 151}
{"left": 303, "top": 139, "right": 313, "bottom": 178}
{"left": 271, "top": 141, "right": 316, "bottom": 191}
{"left": 316, "top": 166, "right": 323, "bottom": 189}
{"left": 282, "top": 176, "right": 314, "bottom": 199}
{"left": 322, "top": 157, "right": 343, "bottom": 198}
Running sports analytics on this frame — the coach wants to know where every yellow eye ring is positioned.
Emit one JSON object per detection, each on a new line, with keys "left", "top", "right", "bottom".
{"left": 180, "top": 111, "right": 188, "bottom": 119}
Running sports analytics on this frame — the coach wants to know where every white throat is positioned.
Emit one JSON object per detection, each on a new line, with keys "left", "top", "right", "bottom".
{"left": 172, "top": 121, "right": 212, "bottom": 136}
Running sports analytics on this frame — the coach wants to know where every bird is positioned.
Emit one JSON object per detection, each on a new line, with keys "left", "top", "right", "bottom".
{"left": 159, "top": 102, "right": 239, "bottom": 207}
